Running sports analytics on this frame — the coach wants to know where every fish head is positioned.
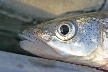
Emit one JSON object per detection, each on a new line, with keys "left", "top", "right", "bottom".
{"left": 19, "top": 16, "right": 101, "bottom": 60}
{"left": 19, "top": 11, "right": 108, "bottom": 70}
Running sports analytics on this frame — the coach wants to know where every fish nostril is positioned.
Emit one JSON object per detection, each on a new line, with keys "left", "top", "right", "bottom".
{"left": 16, "top": 37, "right": 22, "bottom": 41}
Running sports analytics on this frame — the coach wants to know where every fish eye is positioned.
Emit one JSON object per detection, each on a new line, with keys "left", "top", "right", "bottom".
{"left": 55, "top": 21, "right": 76, "bottom": 41}
{"left": 60, "top": 24, "right": 69, "bottom": 35}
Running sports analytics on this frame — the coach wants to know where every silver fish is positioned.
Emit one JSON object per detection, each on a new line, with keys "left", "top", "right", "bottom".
{"left": 19, "top": 11, "right": 108, "bottom": 71}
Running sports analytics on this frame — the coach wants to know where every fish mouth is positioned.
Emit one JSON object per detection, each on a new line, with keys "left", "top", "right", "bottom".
{"left": 18, "top": 32, "right": 64, "bottom": 60}
{"left": 19, "top": 34, "right": 33, "bottom": 42}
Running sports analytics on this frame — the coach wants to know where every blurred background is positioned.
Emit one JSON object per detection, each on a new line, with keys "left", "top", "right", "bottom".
{"left": 0, "top": 0, "right": 108, "bottom": 56}
{"left": 0, "top": 0, "right": 108, "bottom": 72}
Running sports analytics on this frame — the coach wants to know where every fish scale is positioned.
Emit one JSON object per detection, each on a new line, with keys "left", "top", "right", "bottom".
{"left": 77, "top": 18, "right": 99, "bottom": 45}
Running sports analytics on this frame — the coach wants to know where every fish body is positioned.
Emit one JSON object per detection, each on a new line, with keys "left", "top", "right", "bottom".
{"left": 19, "top": 11, "right": 108, "bottom": 71}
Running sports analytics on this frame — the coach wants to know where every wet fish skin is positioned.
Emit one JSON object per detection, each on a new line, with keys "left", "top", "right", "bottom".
{"left": 19, "top": 11, "right": 108, "bottom": 70}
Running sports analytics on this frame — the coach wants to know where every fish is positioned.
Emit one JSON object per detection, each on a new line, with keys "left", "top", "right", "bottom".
{"left": 19, "top": 11, "right": 108, "bottom": 71}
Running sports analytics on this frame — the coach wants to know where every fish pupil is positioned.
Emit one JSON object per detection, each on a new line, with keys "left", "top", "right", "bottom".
{"left": 60, "top": 25, "right": 69, "bottom": 35}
